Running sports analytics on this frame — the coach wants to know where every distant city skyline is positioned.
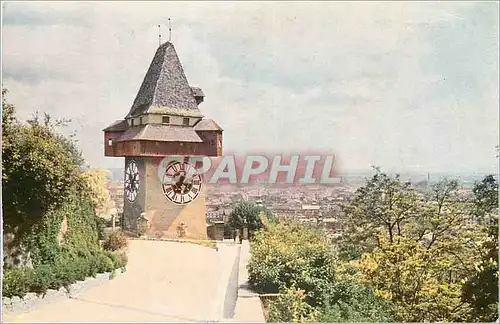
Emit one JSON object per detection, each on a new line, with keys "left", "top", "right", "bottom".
{"left": 2, "top": 2, "right": 498, "bottom": 174}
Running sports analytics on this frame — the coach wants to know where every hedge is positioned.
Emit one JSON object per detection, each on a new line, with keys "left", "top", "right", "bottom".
{"left": 3, "top": 250, "right": 127, "bottom": 298}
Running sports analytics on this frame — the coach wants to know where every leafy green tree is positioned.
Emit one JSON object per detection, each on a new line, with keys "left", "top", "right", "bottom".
{"left": 249, "top": 221, "right": 393, "bottom": 320}
{"left": 2, "top": 88, "right": 17, "bottom": 137}
{"left": 339, "top": 169, "right": 488, "bottom": 321}
{"left": 336, "top": 168, "right": 424, "bottom": 260}
{"left": 354, "top": 234, "right": 474, "bottom": 321}
{"left": 2, "top": 90, "right": 84, "bottom": 239}
{"left": 472, "top": 174, "right": 498, "bottom": 222}
{"left": 227, "top": 200, "right": 268, "bottom": 233}
{"left": 462, "top": 175, "right": 499, "bottom": 321}
{"left": 80, "top": 168, "right": 113, "bottom": 213}
{"left": 1, "top": 89, "right": 127, "bottom": 297}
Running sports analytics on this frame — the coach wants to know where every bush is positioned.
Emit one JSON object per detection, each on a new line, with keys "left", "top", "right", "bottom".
{"left": 319, "top": 276, "right": 393, "bottom": 322}
{"left": 267, "top": 288, "right": 320, "bottom": 322}
{"left": 3, "top": 268, "right": 36, "bottom": 298}
{"left": 31, "top": 264, "right": 56, "bottom": 293}
{"left": 102, "top": 231, "right": 128, "bottom": 252}
{"left": 95, "top": 216, "right": 107, "bottom": 240}
{"left": 2, "top": 249, "right": 129, "bottom": 298}
{"left": 248, "top": 221, "right": 337, "bottom": 307}
{"left": 106, "top": 251, "right": 128, "bottom": 270}
{"left": 95, "top": 252, "right": 115, "bottom": 273}
{"left": 1, "top": 93, "right": 129, "bottom": 300}
{"left": 249, "top": 221, "right": 394, "bottom": 321}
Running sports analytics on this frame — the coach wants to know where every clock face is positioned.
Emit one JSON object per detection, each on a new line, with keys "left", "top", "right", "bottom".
{"left": 125, "top": 160, "right": 140, "bottom": 202}
{"left": 162, "top": 161, "right": 202, "bottom": 205}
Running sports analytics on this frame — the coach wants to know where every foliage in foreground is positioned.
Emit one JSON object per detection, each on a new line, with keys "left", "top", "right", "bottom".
{"left": 2, "top": 89, "right": 128, "bottom": 299}
{"left": 251, "top": 170, "right": 498, "bottom": 323}
{"left": 3, "top": 250, "right": 127, "bottom": 298}
{"left": 249, "top": 221, "right": 392, "bottom": 322}
{"left": 338, "top": 169, "right": 498, "bottom": 322}
{"left": 249, "top": 221, "right": 337, "bottom": 306}
{"left": 462, "top": 175, "right": 499, "bottom": 322}
{"left": 267, "top": 288, "right": 320, "bottom": 322}
{"left": 102, "top": 230, "right": 129, "bottom": 252}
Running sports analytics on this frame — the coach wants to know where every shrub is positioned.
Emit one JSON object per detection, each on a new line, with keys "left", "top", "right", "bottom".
{"left": 106, "top": 251, "right": 128, "bottom": 270}
{"left": 319, "top": 275, "right": 393, "bottom": 322}
{"left": 95, "top": 216, "right": 107, "bottom": 240}
{"left": 249, "top": 221, "right": 394, "bottom": 321}
{"left": 31, "top": 264, "right": 56, "bottom": 293}
{"left": 248, "top": 221, "right": 337, "bottom": 306}
{"left": 3, "top": 268, "right": 36, "bottom": 298}
{"left": 102, "top": 231, "right": 128, "bottom": 252}
{"left": 267, "top": 288, "right": 320, "bottom": 322}
{"left": 3, "top": 249, "right": 129, "bottom": 298}
{"left": 95, "top": 252, "right": 115, "bottom": 273}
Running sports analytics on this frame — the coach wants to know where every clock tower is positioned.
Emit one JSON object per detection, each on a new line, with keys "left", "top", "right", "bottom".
{"left": 103, "top": 41, "right": 223, "bottom": 240}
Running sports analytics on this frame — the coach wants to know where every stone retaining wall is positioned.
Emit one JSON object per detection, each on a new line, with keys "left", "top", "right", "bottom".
{"left": 2, "top": 268, "right": 123, "bottom": 315}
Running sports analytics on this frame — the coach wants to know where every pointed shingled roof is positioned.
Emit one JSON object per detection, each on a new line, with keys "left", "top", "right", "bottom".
{"left": 194, "top": 119, "right": 223, "bottom": 132}
{"left": 126, "top": 42, "right": 202, "bottom": 118}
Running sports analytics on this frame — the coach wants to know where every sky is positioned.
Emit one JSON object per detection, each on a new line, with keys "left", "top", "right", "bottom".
{"left": 2, "top": 1, "right": 499, "bottom": 174}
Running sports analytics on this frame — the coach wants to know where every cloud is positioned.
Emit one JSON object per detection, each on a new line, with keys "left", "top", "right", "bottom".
{"left": 2, "top": 1, "right": 498, "bottom": 173}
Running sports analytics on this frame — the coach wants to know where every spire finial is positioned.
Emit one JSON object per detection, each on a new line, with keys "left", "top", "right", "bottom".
{"left": 168, "top": 18, "right": 172, "bottom": 42}
{"left": 157, "top": 24, "right": 162, "bottom": 46}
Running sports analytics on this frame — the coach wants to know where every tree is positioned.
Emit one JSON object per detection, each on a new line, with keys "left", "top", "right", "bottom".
{"left": 336, "top": 168, "right": 424, "bottom": 260}
{"left": 462, "top": 175, "right": 499, "bottom": 321}
{"left": 339, "top": 169, "right": 488, "bottom": 321}
{"left": 2, "top": 88, "right": 17, "bottom": 137}
{"left": 2, "top": 90, "right": 84, "bottom": 238}
{"left": 354, "top": 234, "right": 475, "bottom": 321}
{"left": 472, "top": 174, "right": 498, "bottom": 223}
{"left": 227, "top": 200, "right": 268, "bottom": 233}
{"left": 80, "top": 168, "right": 113, "bottom": 213}
{"left": 249, "top": 221, "right": 393, "bottom": 321}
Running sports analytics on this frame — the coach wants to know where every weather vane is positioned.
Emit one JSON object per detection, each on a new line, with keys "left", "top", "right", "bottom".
{"left": 157, "top": 24, "right": 162, "bottom": 46}
{"left": 168, "top": 18, "right": 172, "bottom": 42}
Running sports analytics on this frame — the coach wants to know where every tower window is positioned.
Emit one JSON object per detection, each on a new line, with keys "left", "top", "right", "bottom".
{"left": 183, "top": 117, "right": 189, "bottom": 126}
{"left": 162, "top": 116, "right": 170, "bottom": 124}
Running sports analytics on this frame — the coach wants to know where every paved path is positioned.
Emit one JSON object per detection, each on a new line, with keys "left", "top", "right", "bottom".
{"left": 231, "top": 240, "right": 266, "bottom": 322}
{"left": 5, "top": 240, "right": 239, "bottom": 323}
